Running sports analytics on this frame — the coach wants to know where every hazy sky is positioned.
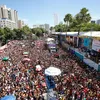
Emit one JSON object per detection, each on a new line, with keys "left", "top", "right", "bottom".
{"left": 0, "top": 0, "right": 100, "bottom": 27}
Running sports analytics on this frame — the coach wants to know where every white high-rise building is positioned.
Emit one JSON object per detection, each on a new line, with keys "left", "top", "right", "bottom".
{"left": 0, "top": 5, "right": 18, "bottom": 29}
{"left": 54, "top": 13, "right": 59, "bottom": 26}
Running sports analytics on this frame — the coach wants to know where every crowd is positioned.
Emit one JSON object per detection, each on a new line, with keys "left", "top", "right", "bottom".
{"left": 0, "top": 39, "right": 100, "bottom": 100}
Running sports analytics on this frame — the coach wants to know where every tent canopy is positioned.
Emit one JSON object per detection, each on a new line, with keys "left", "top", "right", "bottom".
{"left": 80, "top": 31, "right": 100, "bottom": 38}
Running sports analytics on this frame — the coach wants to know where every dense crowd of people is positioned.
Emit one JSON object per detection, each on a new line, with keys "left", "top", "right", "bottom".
{"left": 0, "top": 39, "right": 100, "bottom": 100}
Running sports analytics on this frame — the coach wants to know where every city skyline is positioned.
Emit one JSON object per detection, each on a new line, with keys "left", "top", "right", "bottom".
{"left": 0, "top": 0, "right": 100, "bottom": 27}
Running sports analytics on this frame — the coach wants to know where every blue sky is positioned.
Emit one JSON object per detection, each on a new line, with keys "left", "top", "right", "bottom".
{"left": 0, "top": 0, "right": 100, "bottom": 27}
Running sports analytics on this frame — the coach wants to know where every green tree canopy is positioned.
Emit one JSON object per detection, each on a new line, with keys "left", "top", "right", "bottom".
{"left": 64, "top": 14, "right": 73, "bottom": 26}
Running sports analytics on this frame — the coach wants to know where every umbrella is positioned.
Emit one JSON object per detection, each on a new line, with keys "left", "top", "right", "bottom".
{"left": 23, "top": 52, "right": 29, "bottom": 55}
{"left": 22, "top": 58, "right": 31, "bottom": 62}
{"left": 36, "top": 65, "right": 42, "bottom": 71}
{"left": 45, "top": 66, "right": 61, "bottom": 76}
{"left": 2, "top": 57, "right": 9, "bottom": 61}
{"left": 1, "top": 95, "right": 16, "bottom": 100}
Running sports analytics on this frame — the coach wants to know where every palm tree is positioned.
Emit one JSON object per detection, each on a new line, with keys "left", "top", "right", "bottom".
{"left": 64, "top": 14, "right": 73, "bottom": 27}
{"left": 75, "top": 7, "right": 91, "bottom": 47}
{"left": 76, "top": 8, "right": 91, "bottom": 34}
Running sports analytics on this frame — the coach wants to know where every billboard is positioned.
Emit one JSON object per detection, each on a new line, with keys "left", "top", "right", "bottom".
{"left": 83, "top": 38, "right": 92, "bottom": 48}
{"left": 92, "top": 40, "right": 100, "bottom": 52}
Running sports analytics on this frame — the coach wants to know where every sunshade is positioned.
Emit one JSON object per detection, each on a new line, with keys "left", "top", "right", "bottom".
{"left": 1, "top": 95, "right": 16, "bottom": 100}
{"left": 2, "top": 57, "right": 9, "bottom": 61}
{"left": 45, "top": 66, "right": 61, "bottom": 76}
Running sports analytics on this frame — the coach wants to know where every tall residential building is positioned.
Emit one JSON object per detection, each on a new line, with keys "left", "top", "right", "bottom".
{"left": 97, "top": 19, "right": 100, "bottom": 25}
{"left": 33, "top": 24, "right": 50, "bottom": 31}
{"left": 0, "top": 5, "right": 18, "bottom": 29}
{"left": 54, "top": 13, "right": 59, "bottom": 26}
{"left": 18, "top": 20, "right": 25, "bottom": 29}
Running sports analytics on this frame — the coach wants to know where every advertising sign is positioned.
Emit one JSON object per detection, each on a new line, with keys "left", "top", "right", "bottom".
{"left": 92, "top": 40, "right": 100, "bottom": 52}
{"left": 83, "top": 38, "right": 91, "bottom": 48}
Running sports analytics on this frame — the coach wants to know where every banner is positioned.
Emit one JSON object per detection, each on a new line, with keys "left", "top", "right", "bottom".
{"left": 83, "top": 58, "right": 98, "bottom": 70}
{"left": 75, "top": 51, "right": 84, "bottom": 60}
{"left": 83, "top": 38, "right": 92, "bottom": 48}
{"left": 92, "top": 40, "right": 100, "bottom": 52}
{"left": 45, "top": 76, "right": 55, "bottom": 89}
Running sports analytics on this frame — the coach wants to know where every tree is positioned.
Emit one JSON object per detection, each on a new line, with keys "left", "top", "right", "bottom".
{"left": 75, "top": 8, "right": 91, "bottom": 34}
{"left": 13, "top": 28, "right": 24, "bottom": 39}
{"left": 0, "top": 28, "right": 4, "bottom": 40}
{"left": 50, "top": 27, "right": 54, "bottom": 31}
{"left": 35, "top": 28, "right": 43, "bottom": 37}
{"left": 22, "top": 25, "right": 31, "bottom": 35}
{"left": 64, "top": 14, "right": 73, "bottom": 27}
{"left": 54, "top": 23, "right": 67, "bottom": 32}
{"left": 3, "top": 27, "right": 14, "bottom": 42}
{"left": 75, "top": 7, "right": 91, "bottom": 47}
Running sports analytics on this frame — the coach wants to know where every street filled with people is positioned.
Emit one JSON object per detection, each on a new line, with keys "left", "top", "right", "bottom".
{"left": 0, "top": 38, "right": 100, "bottom": 100}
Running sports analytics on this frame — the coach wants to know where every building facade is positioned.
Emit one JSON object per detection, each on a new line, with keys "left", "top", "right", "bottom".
{"left": 44, "top": 24, "right": 49, "bottom": 31}
{"left": 97, "top": 19, "right": 100, "bottom": 25}
{"left": 0, "top": 19, "right": 16, "bottom": 29}
{"left": 18, "top": 20, "right": 25, "bottom": 29}
{"left": 0, "top": 5, "right": 18, "bottom": 29}
{"left": 33, "top": 24, "right": 50, "bottom": 31}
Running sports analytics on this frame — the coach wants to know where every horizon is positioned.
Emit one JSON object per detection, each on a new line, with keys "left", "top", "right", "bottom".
{"left": 0, "top": 0, "right": 100, "bottom": 27}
